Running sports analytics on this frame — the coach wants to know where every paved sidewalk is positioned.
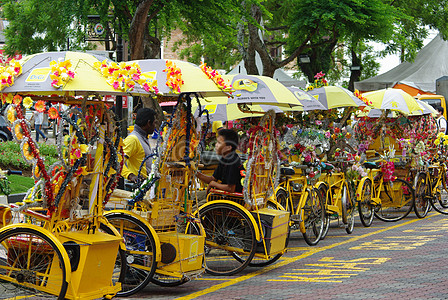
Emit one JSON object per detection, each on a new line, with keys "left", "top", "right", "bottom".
{"left": 127, "top": 212, "right": 448, "bottom": 300}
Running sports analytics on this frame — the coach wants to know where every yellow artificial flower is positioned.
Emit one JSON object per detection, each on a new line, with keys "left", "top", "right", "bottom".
{"left": 6, "top": 93, "right": 14, "bottom": 104}
{"left": 444, "top": 140, "right": 448, "bottom": 146}
{"left": 23, "top": 96, "right": 33, "bottom": 109}
{"left": 434, "top": 139, "right": 441, "bottom": 145}
{"left": 7, "top": 106, "right": 16, "bottom": 123}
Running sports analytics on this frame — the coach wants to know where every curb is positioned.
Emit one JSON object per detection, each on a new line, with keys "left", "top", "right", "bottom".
{"left": 7, "top": 193, "right": 27, "bottom": 203}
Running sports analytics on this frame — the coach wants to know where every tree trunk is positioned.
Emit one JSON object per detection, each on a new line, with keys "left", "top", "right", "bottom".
{"left": 129, "top": 0, "right": 159, "bottom": 60}
{"left": 348, "top": 47, "right": 361, "bottom": 92}
{"left": 141, "top": 96, "right": 164, "bottom": 127}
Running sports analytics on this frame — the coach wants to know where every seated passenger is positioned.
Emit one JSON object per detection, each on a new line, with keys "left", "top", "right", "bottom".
{"left": 196, "top": 129, "right": 243, "bottom": 198}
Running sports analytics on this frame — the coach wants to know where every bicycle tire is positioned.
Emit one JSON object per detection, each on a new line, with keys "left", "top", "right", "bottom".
{"left": 374, "top": 178, "right": 414, "bottom": 222}
{"left": 301, "top": 188, "right": 325, "bottom": 245}
{"left": 358, "top": 179, "right": 374, "bottom": 227}
{"left": 0, "top": 227, "right": 68, "bottom": 299}
{"left": 105, "top": 213, "right": 157, "bottom": 296}
{"left": 199, "top": 202, "right": 257, "bottom": 276}
{"left": 342, "top": 183, "right": 355, "bottom": 234}
{"left": 317, "top": 183, "right": 330, "bottom": 240}
{"left": 414, "top": 172, "right": 430, "bottom": 218}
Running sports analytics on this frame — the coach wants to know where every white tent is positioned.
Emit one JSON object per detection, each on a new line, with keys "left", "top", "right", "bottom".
{"left": 355, "top": 34, "right": 448, "bottom": 94}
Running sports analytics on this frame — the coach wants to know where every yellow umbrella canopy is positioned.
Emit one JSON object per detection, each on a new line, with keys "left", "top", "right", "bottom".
{"left": 223, "top": 74, "right": 303, "bottom": 107}
{"left": 362, "top": 88, "right": 422, "bottom": 115}
{"left": 1, "top": 51, "right": 139, "bottom": 96}
{"left": 307, "top": 86, "right": 365, "bottom": 109}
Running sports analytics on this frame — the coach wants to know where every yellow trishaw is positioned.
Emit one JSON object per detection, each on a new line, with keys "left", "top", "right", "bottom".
{"left": 105, "top": 93, "right": 207, "bottom": 290}
{"left": 0, "top": 97, "right": 125, "bottom": 299}
{"left": 197, "top": 110, "right": 290, "bottom": 275}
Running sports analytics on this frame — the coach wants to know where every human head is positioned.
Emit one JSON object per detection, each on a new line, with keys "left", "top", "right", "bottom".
{"left": 215, "top": 129, "right": 239, "bottom": 156}
{"left": 436, "top": 105, "right": 444, "bottom": 116}
{"left": 135, "top": 107, "right": 157, "bottom": 135}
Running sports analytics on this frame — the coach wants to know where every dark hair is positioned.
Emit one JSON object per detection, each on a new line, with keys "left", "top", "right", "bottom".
{"left": 436, "top": 105, "right": 445, "bottom": 114}
{"left": 135, "top": 108, "right": 156, "bottom": 127}
{"left": 218, "top": 129, "right": 239, "bottom": 151}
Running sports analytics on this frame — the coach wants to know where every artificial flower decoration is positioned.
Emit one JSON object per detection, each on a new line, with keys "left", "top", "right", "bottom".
{"left": 200, "top": 62, "right": 232, "bottom": 92}
{"left": 354, "top": 89, "right": 372, "bottom": 106}
{"left": 94, "top": 60, "right": 143, "bottom": 92}
{"left": 6, "top": 105, "right": 17, "bottom": 124}
{"left": 35, "top": 100, "right": 46, "bottom": 113}
{"left": 33, "top": 162, "right": 43, "bottom": 180}
{"left": 48, "top": 107, "right": 59, "bottom": 119}
{"left": 21, "top": 140, "right": 37, "bottom": 163}
{"left": 23, "top": 96, "right": 33, "bottom": 109}
{"left": 0, "top": 59, "right": 22, "bottom": 91}
{"left": 164, "top": 60, "right": 184, "bottom": 94}
{"left": 307, "top": 71, "right": 328, "bottom": 91}
{"left": 13, "top": 122, "right": 24, "bottom": 141}
{"left": 12, "top": 94, "right": 22, "bottom": 105}
{"left": 49, "top": 59, "right": 75, "bottom": 88}
{"left": 137, "top": 72, "right": 160, "bottom": 94}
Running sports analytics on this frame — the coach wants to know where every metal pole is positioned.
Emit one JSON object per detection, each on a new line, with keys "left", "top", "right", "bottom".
{"left": 116, "top": 23, "right": 126, "bottom": 189}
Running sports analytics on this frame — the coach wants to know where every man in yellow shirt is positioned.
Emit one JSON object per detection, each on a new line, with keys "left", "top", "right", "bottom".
{"left": 122, "top": 108, "right": 157, "bottom": 183}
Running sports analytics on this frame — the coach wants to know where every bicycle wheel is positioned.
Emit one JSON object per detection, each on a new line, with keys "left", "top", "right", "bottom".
{"left": 358, "top": 179, "right": 374, "bottom": 227}
{"left": 341, "top": 183, "right": 355, "bottom": 234}
{"left": 275, "top": 188, "right": 290, "bottom": 213}
{"left": 439, "top": 167, "right": 448, "bottom": 208}
{"left": 317, "top": 183, "right": 330, "bottom": 239}
{"left": 0, "top": 227, "right": 68, "bottom": 299}
{"left": 414, "top": 172, "right": 430, "bottom": 218}
{"left": 199, "top": 202, "right": 257, "bottom": 276}
{"left": 105, "top": 213, "right": 157, "bottom": 296}
{"left": 375, "top": 178, "right": 414, "bottom": 222}
{"left": 301, "top": 188, "right": 325, "bottom": 245}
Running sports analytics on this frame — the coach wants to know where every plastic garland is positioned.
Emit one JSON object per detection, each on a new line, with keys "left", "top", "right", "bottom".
{"left": 243, "top": 110, "right": 279, "bottom": 208}
{"left": 0, "top": 59, "right": 22, "bottom": 91}
{"left": 103, "top": 112, "right": 125, "bottom": 205}
{"left": 13, "top": 104, "right": 54, "bottom": 212}
{"left": 49, "top": 59, "right": 75, "bottom": 88}
{"left": 163, "top": 60, "right": 184, "bottom": 94}
{"left": 200, "top": 62, "right": 232, "bottom": 92}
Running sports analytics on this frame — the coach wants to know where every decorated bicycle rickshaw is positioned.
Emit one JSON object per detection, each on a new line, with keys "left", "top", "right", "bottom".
{"left": 0, "top": 52, "right": 147, "bottom": 299}
{"left": 105, "top": 92, "right": 208, "bottom": 291}
{"left": 197, "top": 109, "right": 290, "bottom": 275}
{"left": 353, "top": 89, "right": 430, "bottom": 224}
{"left": 0, "top": 97, "right": 126, "bottom": 299}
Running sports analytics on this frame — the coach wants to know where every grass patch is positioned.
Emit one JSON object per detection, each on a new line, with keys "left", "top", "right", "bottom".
{"left": 8, "top": 175, "right": 35, "bottom": 194}
{"left": 0, "top": 175, "right": 35, "bottom": 195}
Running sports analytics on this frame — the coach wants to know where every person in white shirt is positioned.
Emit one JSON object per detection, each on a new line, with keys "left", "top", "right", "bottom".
{"left": 34, "top": 110, "right": 47, "bottom": 142}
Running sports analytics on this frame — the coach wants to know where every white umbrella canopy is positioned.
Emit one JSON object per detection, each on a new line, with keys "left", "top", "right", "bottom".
{"left": 287, "top": 86, "right": 326, "bottom": 111}
{"left": 362, "top": 88, "right": 422, "bottom": 115}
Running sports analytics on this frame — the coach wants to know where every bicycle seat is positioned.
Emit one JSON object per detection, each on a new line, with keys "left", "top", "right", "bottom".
{"left": 280, "top": 167, "right": 295, "bottom": 176}
{"left": 321, "top": 162, "right": 334, "bottom": 171}
{"left": 364, "top": 161, "right": 378, "bottom": 169}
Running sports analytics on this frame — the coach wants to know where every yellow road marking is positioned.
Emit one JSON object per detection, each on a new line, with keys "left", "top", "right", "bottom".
{"left": 176, "top": 214, "right": 430, "bottom": 299}
{"left": 194, "top": 278, "right": 233, "bottom": 281}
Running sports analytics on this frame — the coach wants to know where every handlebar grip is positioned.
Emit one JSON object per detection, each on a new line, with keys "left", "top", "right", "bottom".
{"left": 8, "top": 170, "right": 22, "bottom": 175}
